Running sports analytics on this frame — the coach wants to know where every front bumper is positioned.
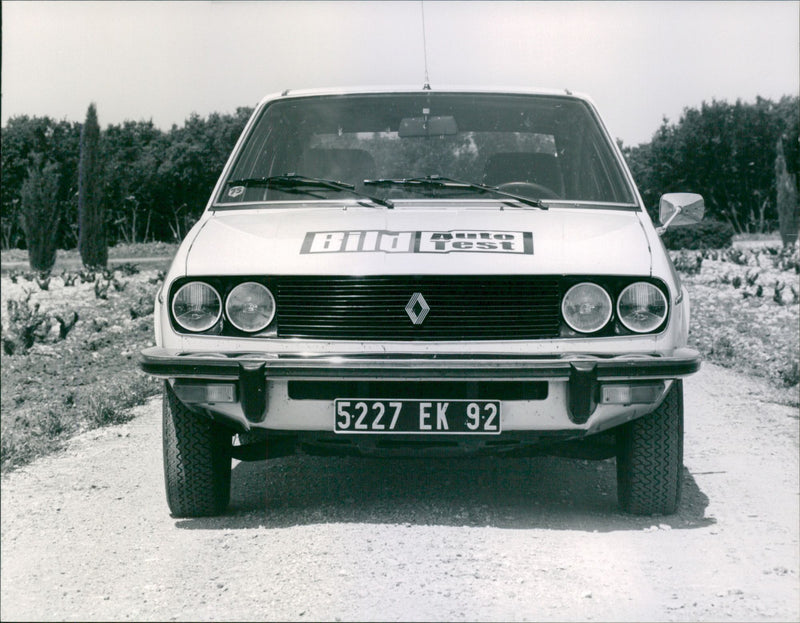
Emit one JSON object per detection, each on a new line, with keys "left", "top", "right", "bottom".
{"left": 140, "top": 347, "right": 700, "bottom": 380}
{"left": 140, "top": 347, "right": 700, "bottom": 434}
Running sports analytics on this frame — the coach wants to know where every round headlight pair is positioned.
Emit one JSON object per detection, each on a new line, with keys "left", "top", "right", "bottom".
{"left": 561, "top": 282, "right": 667, "bottom": 334}
{"left": 171, "top": 281, "right": 275, "bottom": 333}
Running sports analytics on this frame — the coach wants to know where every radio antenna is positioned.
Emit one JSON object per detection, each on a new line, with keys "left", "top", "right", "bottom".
{"left": 420, "top": 1, "right": 431, "bottom": 90}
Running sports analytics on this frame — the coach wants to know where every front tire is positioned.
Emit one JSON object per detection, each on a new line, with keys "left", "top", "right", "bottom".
{"left": 162, "top": 382, "right": 232, "bottom": 517}
{"left": 616, "top": 380, "right": 684, "bottom": 515}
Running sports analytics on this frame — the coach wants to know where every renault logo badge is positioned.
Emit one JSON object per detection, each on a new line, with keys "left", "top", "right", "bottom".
{"left": 405, "top": 292, "right": 430, "bottom": 325}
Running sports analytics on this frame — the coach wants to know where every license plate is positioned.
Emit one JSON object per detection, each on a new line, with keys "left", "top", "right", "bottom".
{"left": 334, "top": 399, "right": 501, "bottom": 434}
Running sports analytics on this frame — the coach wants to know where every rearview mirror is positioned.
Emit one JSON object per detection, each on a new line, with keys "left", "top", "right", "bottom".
{"left": 657, "top": 193, "right": 705, "bottom": 235}
{"left": 398, "top": 115, "right": 458, "bottom": 137}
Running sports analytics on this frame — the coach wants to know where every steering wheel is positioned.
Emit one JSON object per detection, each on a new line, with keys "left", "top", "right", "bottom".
{"left": 497, "top": 181, "right": 560, "bottom": 200}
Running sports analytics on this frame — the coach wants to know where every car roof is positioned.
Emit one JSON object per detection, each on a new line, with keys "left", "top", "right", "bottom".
{"left": 256, "top": 86, "right": 597, "bottom": 108}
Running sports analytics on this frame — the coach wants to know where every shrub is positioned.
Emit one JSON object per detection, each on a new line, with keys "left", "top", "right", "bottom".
{"left": 78, "top": 269, "right": 96, "bottom": 283}
{"left": 35, "top": 274, "right": 51, "bottom": 291}
{"left": 671, "top": 250, "right": 703, "bottom": 274}
{"left": 3, "top": 292, "right": 50, "bottom": 353}
{"left": 711, "top": 334, "right": 736, "bottom": 359}
{"left": 773, "top": 281, "right": 786, "bottom": 305}
{"left": 94, "top": 278, "right": 110, "bottom": 299}
{"left": 54, "top": 312, "right": 79, "bottom": 339}
{"left": 130, "top": 295, "right": 154, "bottom": 319}
{"left": 780, "top": 361, "right": 800, "bottom": 387}
{"left": 725, "top": 248, "right": 750, "bottom": 266}
{"left": 662, "top": 220, "right": 735, "bottom": 250}
{"left": 115, "top": 262, "right": 140, "bottom": 276}
{"left": 774, "top": 244, "right": 800, "bottom": 273}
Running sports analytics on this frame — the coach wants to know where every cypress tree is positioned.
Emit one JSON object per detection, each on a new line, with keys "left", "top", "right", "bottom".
{"left": 776, "top": 137, "right": 799, "bottom": 247}
{"left": 78, "top": 103, "right": 107, "bottom": 268}
{"left": 20, "top": 153, "right": 61, "bottom": 273}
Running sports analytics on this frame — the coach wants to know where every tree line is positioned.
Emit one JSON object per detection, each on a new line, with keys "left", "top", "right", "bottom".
{"left": 1, "top": 96, "right": 798, "bottom": 269}
{"left": 622, "top": 95, "right": 798, "bottom": 243}
{"left": 1, "top": 105, "right": 253, "bottom": 257}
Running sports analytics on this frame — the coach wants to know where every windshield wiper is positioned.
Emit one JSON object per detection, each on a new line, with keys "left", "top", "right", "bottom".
{"left": 226, "top": 174, "right": 393, "bottom": 208}
{"left": 363, "top": 175, "right": 547, "bottom": 209}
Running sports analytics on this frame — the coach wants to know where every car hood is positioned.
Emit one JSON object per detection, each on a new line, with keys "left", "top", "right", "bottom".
{"left": 183, "top": 204, "right": 652, "bottom": 277}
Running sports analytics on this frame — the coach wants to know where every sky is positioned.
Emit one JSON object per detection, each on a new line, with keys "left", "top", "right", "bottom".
{"left": 2, "top": 1, "right": 798, "bottom": 146}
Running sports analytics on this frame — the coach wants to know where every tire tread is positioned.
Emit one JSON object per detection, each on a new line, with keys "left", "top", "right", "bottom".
{"left": 162, "top": 382, "right": 231, "bottom": 517}
{"left": 616, "top": 380, "right": 683, "bottom": 515}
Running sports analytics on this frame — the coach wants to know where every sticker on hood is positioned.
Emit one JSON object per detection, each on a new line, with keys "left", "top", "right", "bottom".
{"left": 301, "top": 230, "right": 533, "bottom": 255}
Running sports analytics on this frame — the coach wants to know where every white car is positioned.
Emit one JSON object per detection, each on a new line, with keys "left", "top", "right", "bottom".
{"left": 140, "top": 87, "right": 705, "bottom": 518}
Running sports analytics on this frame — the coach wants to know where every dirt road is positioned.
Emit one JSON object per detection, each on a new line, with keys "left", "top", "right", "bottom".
{"left": 1, "top": 363, "right": 798, "bottom": 621}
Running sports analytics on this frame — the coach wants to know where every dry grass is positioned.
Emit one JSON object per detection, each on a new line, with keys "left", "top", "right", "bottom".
{"left": 1, "top": 264, "right": 164, "bottom": 471}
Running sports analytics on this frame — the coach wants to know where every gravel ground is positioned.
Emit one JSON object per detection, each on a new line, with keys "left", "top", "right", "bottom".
{"left": 1, "top": 363, "right": 798, "bottom": 621}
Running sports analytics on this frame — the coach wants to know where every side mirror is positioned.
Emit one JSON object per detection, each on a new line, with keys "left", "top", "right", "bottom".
{"left": 657, "top": 193, "right": 705, "bottom": 235}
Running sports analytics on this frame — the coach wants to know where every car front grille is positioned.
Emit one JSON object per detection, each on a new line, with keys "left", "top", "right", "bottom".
{"left": 275, "top": 276, "right": 561, "bottom": 341}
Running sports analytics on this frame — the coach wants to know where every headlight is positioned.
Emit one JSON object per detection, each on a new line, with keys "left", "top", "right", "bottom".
{"left": 225, "top": 282, "right": 276, "bottom": 332}
{"left": 617, "top": 282, "right": 668, "bottom": 333}
{"left": 561, "top": 283, "right": 612, "bottom": 333}
{"left": 171, "top": 282, "right": 222, "bottom": 332}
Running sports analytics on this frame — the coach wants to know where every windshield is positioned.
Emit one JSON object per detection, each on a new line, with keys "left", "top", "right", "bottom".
{"left": 216, "top": 92, "right": 636, "bottom": 207}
